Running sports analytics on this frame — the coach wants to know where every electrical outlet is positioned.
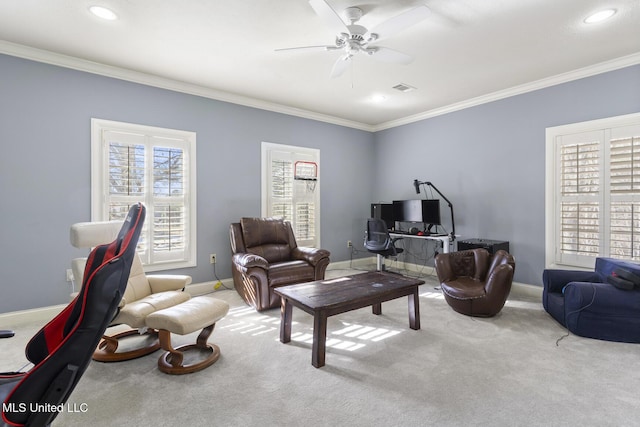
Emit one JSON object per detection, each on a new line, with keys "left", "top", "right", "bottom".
{"left": 210, "top": 253, "right": 217, "bottom": 264}
{"left": 66, "top": 269, "right": 74, "bottom": 282}
{"left": 347, "top": 240, "right": 353, "bottom": 248}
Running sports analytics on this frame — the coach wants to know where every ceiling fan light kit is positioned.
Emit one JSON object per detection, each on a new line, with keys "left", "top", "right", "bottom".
{"left": 277, "top": 0, "right": 431, "bottom": 78}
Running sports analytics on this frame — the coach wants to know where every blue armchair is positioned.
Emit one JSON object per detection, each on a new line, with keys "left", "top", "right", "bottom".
{"left": 542, "top": 257, "right": 640, "bottom": 343}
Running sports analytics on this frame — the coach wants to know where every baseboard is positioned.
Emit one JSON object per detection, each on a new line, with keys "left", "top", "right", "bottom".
{"left": 330, "top": 256, "right": 542, "bottom": 300}
{"left": 0, "top": 304, "right": 67, "bottom": 326}
{"left": 509, "top": 281, "right": 543, "bottom": 300}
{"left": 186, "top": 278, "right": 235, "bottom": 296}
{"left": 327, "top": 257, "right": 376, "bottom": 270}
{"left": 191, "top": 258, "right": 378, "bottom": 295}
{"left": 1, "top": 258, "right": 542, "bottom": 325}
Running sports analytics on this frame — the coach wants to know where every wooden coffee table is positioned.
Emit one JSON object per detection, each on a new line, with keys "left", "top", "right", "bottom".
{"left": 274, "top": 271, "right": 424, "bottom": 368}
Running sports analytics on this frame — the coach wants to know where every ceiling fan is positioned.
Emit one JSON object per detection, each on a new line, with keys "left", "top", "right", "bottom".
{"left": 276, "top": 0, "right": 431, "bottom": 78}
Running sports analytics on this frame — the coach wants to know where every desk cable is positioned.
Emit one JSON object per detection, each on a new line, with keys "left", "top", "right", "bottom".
{"left": 555, "top": 283, "right": 597, "bottom": 346}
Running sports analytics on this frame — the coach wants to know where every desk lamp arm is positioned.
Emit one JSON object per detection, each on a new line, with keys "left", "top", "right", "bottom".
{"left": 416, "top": 180, "right": 456, "bottom": 241}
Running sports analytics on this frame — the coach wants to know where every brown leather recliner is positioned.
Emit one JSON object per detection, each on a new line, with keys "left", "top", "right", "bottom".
{"left": 435, "top": 249, "right": 515, "bottom": 317}
{"left": 229, "top": 217, "right": 331, "bottom": 311}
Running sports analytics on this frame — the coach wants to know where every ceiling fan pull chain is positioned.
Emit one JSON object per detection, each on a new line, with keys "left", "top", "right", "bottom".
{"left": 350, "top": 60, "right": 354, "bottom": 89}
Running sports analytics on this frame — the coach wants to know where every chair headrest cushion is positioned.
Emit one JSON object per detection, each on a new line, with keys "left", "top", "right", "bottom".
{"left": 240, "top": 217, "right": 290, "bottom": 248}
{"left": 70, "top": 220, "right": 123, "bottom": 248}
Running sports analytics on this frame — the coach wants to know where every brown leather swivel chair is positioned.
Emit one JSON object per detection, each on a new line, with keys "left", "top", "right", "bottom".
{"left": 229, "top": 217, "right": 331, "bottom": 311}
{"left": 435, "top": 249, "right": 515, "bottom": 317}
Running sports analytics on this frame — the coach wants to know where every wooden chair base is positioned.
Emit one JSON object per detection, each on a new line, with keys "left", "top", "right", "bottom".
{"left": 93, "top": 328, "right": 161, "bottom": 362}
{"left": 156, "top": 325, "right": 220, "bottom": 374}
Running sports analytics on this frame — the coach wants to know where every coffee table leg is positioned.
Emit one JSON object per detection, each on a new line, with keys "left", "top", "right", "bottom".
{"left": 312, "top": 311, "right": 328, "bottom": 368}
{"left": 372, "top": 303, "right": 382, "bottom": 315}
{"left": 280, "top": 297, "right": 292, "bottom": 343}
{"left": 408, "top": 287, "right": 420, "bottom": 330}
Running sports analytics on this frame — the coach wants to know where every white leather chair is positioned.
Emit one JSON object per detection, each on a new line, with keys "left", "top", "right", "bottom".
{"left": 70, "top": 220, "right": 192, "bottom": 362}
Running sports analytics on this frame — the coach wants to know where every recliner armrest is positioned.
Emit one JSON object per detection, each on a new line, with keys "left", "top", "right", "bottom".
{"left": 147, "top": 275, "right": 192, "bottom": 294}
{"left": 292, "top": 247, "right": 330, "bottom": 266}
{"left": 233, "top": 253, "right": 269, "bottom": 270}
{"left": 542, "top": 269, "right": 602, "bottom": 294}
{"left": 564, "top": 281, "right": 640, "bottom": 314}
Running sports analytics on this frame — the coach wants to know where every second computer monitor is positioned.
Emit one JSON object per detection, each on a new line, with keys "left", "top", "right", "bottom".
{"left": 392, "top": 199, "right": 441, "bottom": 225}
{"left": 371, "top": 203, "right": 395, "bottom": 229}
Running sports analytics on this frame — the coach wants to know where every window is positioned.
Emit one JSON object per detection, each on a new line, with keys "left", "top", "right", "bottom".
{"left": 546, "top": 113, "right": 640, "bottom": 268}
{"left": 91, "top": 119, "right": 196, "bottom": 271}
{"left": 261, "top": 142, "right": 320, "bottom": 247}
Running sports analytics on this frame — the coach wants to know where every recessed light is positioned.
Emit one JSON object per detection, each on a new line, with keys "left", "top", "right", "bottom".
{"left": 584, "top": 9, "right": 616, "bottom": 24}
{"left": 371, "top": 94, "right": 387, "bottom": 103}
{"left": 89, "top": 6, "right": 118, "bottom": 21}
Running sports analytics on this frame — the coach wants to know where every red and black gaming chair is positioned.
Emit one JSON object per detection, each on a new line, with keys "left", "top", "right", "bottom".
{"left": 0, "top": 203, "right": 145, "bottom": 427}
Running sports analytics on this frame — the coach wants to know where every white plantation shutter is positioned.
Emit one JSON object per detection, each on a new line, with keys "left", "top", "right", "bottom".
{"left": 295, "top": 202, "right": 316, "bottom": 241}
{"left": 271, "top": 159, "right": 294, "bottom": 221}
{"left": 92, "top": 119, "right": 196, "bottom": 271}
{"left": 548, "top": 116, "right": 640, "bottom": 268}
{"left": 262, "top": 142, "right": 320, "bottom": 248}
{"left": 609, "top": 127, "right": 640, "bottom": 260}
{"left": 557, "top": 135, "right": 602, "bottom": 265}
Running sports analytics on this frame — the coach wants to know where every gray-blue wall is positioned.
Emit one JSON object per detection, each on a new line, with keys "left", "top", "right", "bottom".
{"left": 374, "top": 64, "right": 640, "bottom": 286}
{"left": 1, "top": 52, "right": 638, "bottom": 313}
{"left": 0, "top": 54, "right": 373, "bottom": 312}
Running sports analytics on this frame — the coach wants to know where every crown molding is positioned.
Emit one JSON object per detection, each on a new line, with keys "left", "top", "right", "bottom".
{"left": 372, "top": 52, "right": 640, "bottom": 131}
{"left": 2, "top": 41, "right": 638, "bottom": 133}
{"left": 0, "top": 41, "right": 374, "bottom": 132}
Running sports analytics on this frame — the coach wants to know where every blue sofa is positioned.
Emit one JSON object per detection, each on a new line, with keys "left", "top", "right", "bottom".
{"left": 542, "top": 257, "right": 640, "bottom": 343}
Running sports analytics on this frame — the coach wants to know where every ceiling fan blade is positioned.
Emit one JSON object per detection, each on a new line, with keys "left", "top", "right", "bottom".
{"left": 308, "top": 0, "right": 349, "bottom": 34}
{"left": 330, "top": 54, "right": 351, "bottom": 78}
{"left": 275, "top": 45, "right": 338, "bottom": 52}
{"left": 368, "top": 47, "right": 413, "bottom": 65}
{"left": 367, "top": 5, "right": 430, "bottom": 41}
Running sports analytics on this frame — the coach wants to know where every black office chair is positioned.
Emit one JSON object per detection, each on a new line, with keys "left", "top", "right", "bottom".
{"left": 364, "top": 218, "right": 404, "bottom": 270}
{"left": 0, "top": 203, "right": 145, "bottom": 427}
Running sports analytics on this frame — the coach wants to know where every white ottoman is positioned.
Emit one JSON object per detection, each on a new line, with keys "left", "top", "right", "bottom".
{"left": 145, "top": 296, "right": 229, "bottom": 374}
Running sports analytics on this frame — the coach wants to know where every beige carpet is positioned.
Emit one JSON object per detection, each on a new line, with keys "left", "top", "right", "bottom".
{"left": 2, "top": 268, "right": 639, "bottom": 426}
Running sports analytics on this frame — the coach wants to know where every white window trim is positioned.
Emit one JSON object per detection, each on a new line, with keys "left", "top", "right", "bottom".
{"left": 91, "top": 118, "right": 197, "bottom": 271}
{"left": 545, "top": 112, "right": 640, "bottom": 269}
{"left": 261, "top": 142, "right": 321, "bottom": 247}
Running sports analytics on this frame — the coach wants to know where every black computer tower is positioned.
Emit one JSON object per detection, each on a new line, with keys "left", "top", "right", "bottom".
{"left": 371, "top": 203, "right": 394, "bottom": 229}
{"left": 457, "top": 238, "right": 510, "bottom": 254}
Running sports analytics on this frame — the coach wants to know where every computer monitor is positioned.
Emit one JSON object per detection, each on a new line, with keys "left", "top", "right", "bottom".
{"left": 392, "top": 199, "right": 441, "bottom": 225}
{"left": 371, "top": 203, "right": 394, "bottom": 229}
{"left": 421, "top": 199, "right": 441, "bottom": 225}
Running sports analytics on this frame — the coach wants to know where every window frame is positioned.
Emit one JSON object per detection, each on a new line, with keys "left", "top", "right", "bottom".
{"left": 91, "top": 118, "right": 197, "bottom": 271}
{"left": 545, "top": 112, "right": 640, "bottom": 269}
{"left": 261, "top": 142, "right": 321, "bottom": 248}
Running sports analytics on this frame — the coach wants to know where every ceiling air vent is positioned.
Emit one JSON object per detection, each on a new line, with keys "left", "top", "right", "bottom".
{"left": 392, "top": 83, "right": 416, "bottom": 93}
